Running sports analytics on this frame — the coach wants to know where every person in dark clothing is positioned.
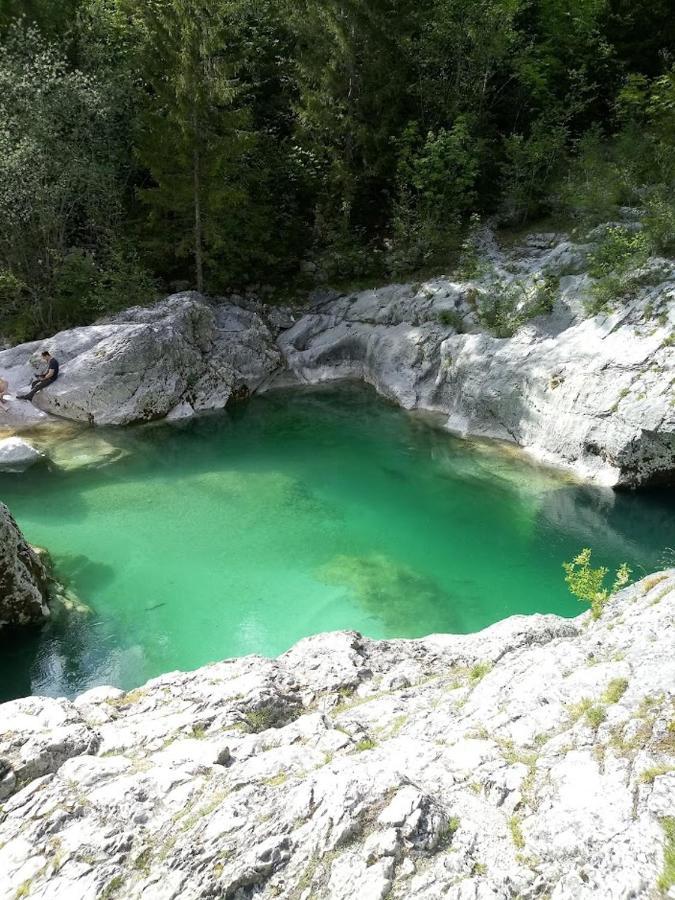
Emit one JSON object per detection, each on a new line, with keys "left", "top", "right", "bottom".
{"left": 18, "top": 350, "right": 60, "bottom": 402}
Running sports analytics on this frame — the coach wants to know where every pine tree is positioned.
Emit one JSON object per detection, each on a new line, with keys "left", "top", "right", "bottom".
{"left": 130, "top": 0, "right": 249, "bottom": 292}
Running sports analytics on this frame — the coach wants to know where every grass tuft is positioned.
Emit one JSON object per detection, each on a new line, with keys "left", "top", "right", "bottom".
{"left": 508, "top": 815, "right": 525, "bottom": 849}
{"left": 640, "top": 765, "right": 675, "bottom": 784}
{"left": 602, "top": 678, "right": 629, "bottom": 705}
{"left": 469, "top": 662, "right": 492, "bottom": 684}
{"left": 658, "top": 817, "right": 675, "bottom": 894}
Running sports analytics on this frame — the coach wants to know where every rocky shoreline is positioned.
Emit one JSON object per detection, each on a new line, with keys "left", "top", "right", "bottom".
{"left": 0, "top": 571, "right": 673, "bottom": 899}
{"left": 0, "top": 230, "right": 673, "bottom": 487}
{"left": 0, "top": 502, "right": 51, "bottom": 628}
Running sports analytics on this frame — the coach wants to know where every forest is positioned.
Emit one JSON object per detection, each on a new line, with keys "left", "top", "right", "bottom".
{"left": 1, "top": 0, "right": 674, "bottom": 340}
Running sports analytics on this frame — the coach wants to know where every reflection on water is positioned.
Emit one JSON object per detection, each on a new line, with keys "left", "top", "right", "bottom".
{"left": 0, "top": 383, "right": 673, "bottom": 701}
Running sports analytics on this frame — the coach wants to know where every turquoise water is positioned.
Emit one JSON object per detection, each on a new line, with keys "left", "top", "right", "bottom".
{"left": 1, "top": 383, "right": 673, "bottom": 701}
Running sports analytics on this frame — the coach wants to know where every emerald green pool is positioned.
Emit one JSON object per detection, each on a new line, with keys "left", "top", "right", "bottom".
{"left": 1, "top": 384, "right": 672, "bottom": 701}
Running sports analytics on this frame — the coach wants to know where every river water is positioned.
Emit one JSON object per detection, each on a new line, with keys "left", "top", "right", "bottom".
{"left": 1, "top": 383, "right": 672, "bottom": 701}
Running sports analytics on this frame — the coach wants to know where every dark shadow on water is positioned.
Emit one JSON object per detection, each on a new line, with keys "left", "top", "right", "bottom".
{"left": 0, "top": 469, "right": 91, "bottom": 524}
{"left": 51, "top": 553, "right": 117, "bottom": 595}
{"left": 0, "top": 615, "right": 94, "bottom": 702}
{"left": 0, "top": 626, "right": 44, "bottom": 701}
{"left": 538, "top": 482, "right": 675, "bottom": 573}
{"left": 0, "top": 607, "right": 129, "bottom": 702}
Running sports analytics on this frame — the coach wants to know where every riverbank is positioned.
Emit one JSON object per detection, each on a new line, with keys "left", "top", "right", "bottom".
{"left": 1, "top": 229, "right": 673, "bottom": 488}
{"left": 1, "top": 570, "right": 673, "bottom": 899}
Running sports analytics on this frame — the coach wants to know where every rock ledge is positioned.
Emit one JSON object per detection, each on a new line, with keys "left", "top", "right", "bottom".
{"left": 1, "top": 571, "right": 674, "bottom": 899}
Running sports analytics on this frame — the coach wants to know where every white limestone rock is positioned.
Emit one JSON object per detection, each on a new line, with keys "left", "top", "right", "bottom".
{"left": 279, "top": 236, "right": 675, "bottom": 488}
{"left": 0, "top": 293, "right": 286, "bottom": 427}
{"left": 0, "top": 231, "right": 672, "bottom": 487}
{"left": 0, "top": 571, "right": 673, "bottom": 899}
{"left": 0, "top": 436, "right": 42, "bottom": 472}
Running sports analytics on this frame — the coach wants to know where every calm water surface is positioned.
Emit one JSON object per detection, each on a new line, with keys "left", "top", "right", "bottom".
{"left": 1, "top": 384, "right": 673, "bottom": 701}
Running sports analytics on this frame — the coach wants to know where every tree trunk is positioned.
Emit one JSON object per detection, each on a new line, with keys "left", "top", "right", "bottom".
{"left": 192, "top": 109, "right": 204, "bottom": 294}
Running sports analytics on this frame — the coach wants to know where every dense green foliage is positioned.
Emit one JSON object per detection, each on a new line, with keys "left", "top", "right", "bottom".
{"left": 1, "top": 0, "right": 674, "bottom": 337}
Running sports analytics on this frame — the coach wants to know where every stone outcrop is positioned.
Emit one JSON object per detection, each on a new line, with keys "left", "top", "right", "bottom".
{"left": 0, "top": 232, "right": 673, "bottom": 486}
{"left": 279, "top": 233, "right": 675, "bottom": 488}
{"left": 0, "top": 294, "right": 292, "bottom": 428}
{"left": 0, "top": 502, "right": 51, "bottom": 628}
{"left": 0, "top": 436, "right": 42, "bottom": 472}
{"left": 0, "top": 572, "right": 673, "bottom": 899}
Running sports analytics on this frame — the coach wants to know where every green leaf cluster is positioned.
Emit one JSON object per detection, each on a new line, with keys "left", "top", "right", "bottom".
{"left": 563, "top": 548, "right": 632, "bottom": 619}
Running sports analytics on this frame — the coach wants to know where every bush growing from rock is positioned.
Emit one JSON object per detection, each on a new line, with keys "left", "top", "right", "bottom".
{"left": 563, "top": 548, "right": 632, "bottom": 619}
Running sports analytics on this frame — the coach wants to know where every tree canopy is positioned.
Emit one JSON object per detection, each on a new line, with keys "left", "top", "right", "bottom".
{"left": 1, "top": 0, "right": 673, "bottom": 338}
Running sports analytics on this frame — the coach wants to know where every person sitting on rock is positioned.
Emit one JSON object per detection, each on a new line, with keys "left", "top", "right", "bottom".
{"left": 18, "top": 350, "right": 59, "bottom": 402}
{"left": 0, "top": 377, "right": 8, "bottom": 411}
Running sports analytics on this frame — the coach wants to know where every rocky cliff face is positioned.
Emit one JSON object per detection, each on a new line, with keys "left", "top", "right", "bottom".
{"left": 0, "top": 502, "right": 51, "bottom": 628}
{"left": 280, "top": 233, "right": 675, "bottom": 488}
{"left": 1, "top": 572, "right": 673, "bottom": 899}
{"left": 0, "top": 231, "right": 673, "bottom": 487}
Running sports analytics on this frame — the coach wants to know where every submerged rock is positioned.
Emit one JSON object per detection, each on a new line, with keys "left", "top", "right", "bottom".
{"left": 0, "top": 571, "right": 673, "bottom": 899}
{"left": 44, "top": 432, "right": 129, "bottom": 472}
{"left": 0, "top": 502, "right": 51, "bottom": 627}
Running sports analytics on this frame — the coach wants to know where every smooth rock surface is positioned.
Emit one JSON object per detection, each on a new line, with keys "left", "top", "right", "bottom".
{"left": 0, "top": 436, "right": 42, "bottom": 472}
{"left": 0, "top": 502, "right": 51, "bottom": 628}
{"left": 0, "top": 294, "right": 288, "bottom": 427}
{"left": 1, "top": 572, "right": 673, "bottom": 898}
{"left": 279, "top": 235, "right": 675, "bottom": 487}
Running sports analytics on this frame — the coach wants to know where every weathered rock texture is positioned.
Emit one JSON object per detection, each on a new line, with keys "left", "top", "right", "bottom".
{"left": 0, "top": 232, "right": 673, "bottom": 486}
{"left": 0, "top": 294, "right": 291, "bottom": 428}
{"left": 0, "top": 436, "right": 42, "bottom": 472}
{"left": 1, "top": 572, "right": 673, "bottom": 899}
{"left": 0, "top": 502, "right": 50, "bottom": 627}
{"left": 280, "top": 233, "right": 675, "bottom": 488}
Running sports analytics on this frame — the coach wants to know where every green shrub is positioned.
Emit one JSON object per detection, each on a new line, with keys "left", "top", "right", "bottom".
{"left": 438, "top": 816, "right": 460, "bottom": 848}
{"left": 585, "top": 705, "right": 607, "bottom": 729}
{"left": 563, "top": 548, "right": 632, "bottom": 619}
{"left": 477, "top": 274, "right": 558, "bottom": 337}
{"left": 640, "top": 765, "right": 674, "bottom": 784}
{"left": 557, "top": 126, "right": 626, "bottom": 226}
{"left": 508, "top": 815, "right": 525, "bottom": 849}
{"left": 586, "top": 226, "right": 652, "bottom": 314}
{"left": 388, "top": 118, "right": 480, "bottom": 274}
{"left": 500, "top": 117, "right": 567, "bottom": 223}
{"left": 0, "top": 269, "right": 31, "bottom": 342}
{"left": 438, "top": 309, "right": 465, "bottom": 332}
{"left": 242, "top": 706, "right": 278, "bottom": 733}
{"left": 643, "top": 187, "right": 675, "bottom": 255}
{"left": 469, "top": 662, "right": 492, "bottom": 684}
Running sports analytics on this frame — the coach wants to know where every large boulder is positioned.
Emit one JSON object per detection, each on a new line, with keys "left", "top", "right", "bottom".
{"left": 0, "top": 502, "right": 50, "bottom": 627}
{"left": 0, "top": 294, "right": 288, "bottom": 427}
{"left": 0, "top": 436, "right": 42, "bottom": 472}
{"left": 279, "top": 235, "right": 675, "bottom": 488}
